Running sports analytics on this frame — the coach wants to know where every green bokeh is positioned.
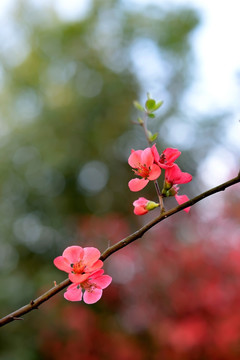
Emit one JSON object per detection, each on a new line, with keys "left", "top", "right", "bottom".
{"left": 0, "top": 0, "right": 234, "bottom": 358}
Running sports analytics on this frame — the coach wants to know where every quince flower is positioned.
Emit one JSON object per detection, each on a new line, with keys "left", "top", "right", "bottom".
{"left": 133, "top": 197, "right": 159, "bottom": 215}
{"left": 165, "top": 164, "right": 192, "bottom": 186}
{"left": 152, "top": 144, "right": 181, "bottom": 169}
{"left": 128, "top": 147, "right": 161, "bottom": 192}
{"left": 64, "top": 269, "right": 112, "bottom": 304}
{"left": 163, "top": 164, "right": 192, "bottom": 213}
{"left": 54, "top": 246, "right": 103, "bottom": 283}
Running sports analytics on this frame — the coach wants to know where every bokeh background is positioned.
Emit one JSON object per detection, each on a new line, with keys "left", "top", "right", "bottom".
{"left": 0, "top": 0, "right": 240, "bottom": 359}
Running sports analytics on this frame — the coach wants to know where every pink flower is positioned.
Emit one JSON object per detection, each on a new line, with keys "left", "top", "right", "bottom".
{"left": 64, "top": 269, "right": 112, "bottom": 304}
{"left": 128, "top": 147, "right": 161, "bottom": 192}
{"left": 133, "top": 197, "right": 159, "bottom": 215}
{"left": 163, "top": 165, "right": 192, "bottom": 213}
{"left": 165, "top": 164, "right": 192, "bottom": 186}
{"left": 54, "top": 246, "right": 103, "bottom": 283}
{"left": 152, "top": 144, "right": 181, "bottom": 169}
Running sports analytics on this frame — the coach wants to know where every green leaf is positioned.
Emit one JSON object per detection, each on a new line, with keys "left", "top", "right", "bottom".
{"left": 147, "top": 113, "right": 155, "bottom": 118}
{"left": 149, "top": 132, "right": 158, "bottom": 141}
{"left": 145, "top": 99, "right": 156, "bottom": 112}
{"left": 147, "top": 130, "right": 153, "bottom": 139}
{"left": 153, "top": 101, "right": 163, "bottom": 111}
{"left": 137, "top": 117, "right": 144, "bottom": 125}
{"left": 133, "top": 101, "right": 144, "bottom": 112}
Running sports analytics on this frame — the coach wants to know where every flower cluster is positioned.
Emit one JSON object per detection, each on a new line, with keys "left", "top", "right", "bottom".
{"left": 53, "top": 95, "right": 192, "bottom": 307}
{"left": 54, "top": 246, "right": 112, "bottom": 304}
{"left": 129, "top": 144, "right": 192, "bottom": 214}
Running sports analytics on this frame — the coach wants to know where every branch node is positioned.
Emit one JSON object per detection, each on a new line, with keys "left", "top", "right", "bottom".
{"left": 30, "top": 300, "right": 35, "bottom": 306}
{"left": 12, "top": 316, "right": 24, "bottom": 321}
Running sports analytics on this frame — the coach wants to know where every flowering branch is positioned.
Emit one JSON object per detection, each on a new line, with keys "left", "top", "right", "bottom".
{"left": 1, "top": 171, "right": 239, "bottom": 327}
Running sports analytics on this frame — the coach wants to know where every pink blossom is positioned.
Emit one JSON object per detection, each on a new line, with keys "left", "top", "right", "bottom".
{"left": 54, "top": 246, "right": 103, "bottom": 283}
{"left": 133, "top": 197, "right": 159, "bottom": 215}
{"left": 64, "top": 269, "right": 112, "bottom": 304}
{"left": 152, "top": 144, "right": 181, "bottom": 169}
{"left": 165, "top": 164, "right": 192, "bottom": 186}
{"left": 163, "top": 165, "right": 192, "bottom": 213}
{"left": 128, "top": 147, "right": 161, "bottom": 192}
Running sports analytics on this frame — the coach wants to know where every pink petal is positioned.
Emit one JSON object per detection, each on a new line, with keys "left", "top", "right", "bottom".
{"left": 151, "top": 144, "right": 160, "bottom": 163}
{"left": 163, "top": 148, "right": 181, "bottom": 163}
{"left": 175, "top": 194, "right": 191, "bottom": 213}
{"left": 87, "top": 259, "right": 103, "bottom": 272}
{"left": 64, "top": 283, "right": 83, "bottom": 302}
{"left": 165, "top": 164, "right": 180, "bottom": 183}
{"left": 177, "top": 172, "right": 192, "bottom": 184}
{"left": 62, "top": 246, "right": 84, "bottom": 264}
{"left": 128, "top": 178, "right": 149, "bottom": 192}
{"left": 148, "top": 164, "right": 161, "bottom": 180}
{"left": 83, "top": 288, "right": 103, "bottom": 304}
{"left": 69, "top": 272, "right": 91, "bottom": 283}
{"left": 93, "top": 275, "right": 112, "bottom": 289}
{"left": 141, "top": 148, "right": 153, "bottom": 168}
{"left": 133, "top": 197, "right": 148, "bottom": 207}
{"left": 53, "top": 256, "right": 72, "bottom": 273}
{"left": 166, "top": 164, "right": 192, "bottom": 185}
{"left": 128, "top": 150, "right": 142, "bottom": 168}
{"left": 134, "top": 206, "right": 148, "bottom": 215}
{"left": 88, "top": 269, "right": 104, "bottom": 278}
{"left": 133, "top": 197, "right": 149, "bottom": 215}
{"left": 83, "top": 247, "right": 101, "bottom": 265}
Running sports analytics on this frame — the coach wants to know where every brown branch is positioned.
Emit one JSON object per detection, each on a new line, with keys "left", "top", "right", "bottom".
{"left": 0, "top": 278, "right": 71, "bottom": 327}
{"left": 1, "top": 172, "right": 239, "bottom": 327}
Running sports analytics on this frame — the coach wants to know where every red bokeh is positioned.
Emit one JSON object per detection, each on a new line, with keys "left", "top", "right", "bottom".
{"left": 40, "top": 190, "right": 240, "bottom": 359}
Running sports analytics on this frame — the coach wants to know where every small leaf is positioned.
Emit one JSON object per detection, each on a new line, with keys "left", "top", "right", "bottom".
{"left": 133, "top": 101, "right": 144, "bottom": 112}
{"left": 149, "top": 132, "right": 158, "bottom": 141}
{"left": 153, "top": 101, "right": 163, "bottom": 111}
{"left": 137, "top": 117, "right": 144, "bottom": 125}
{"left": 147, "top": 130, "right": 153, "bottom": 139}
{"left": 145, "top": 99, "right": 156, "bottom": 112}
{"left": 147, "top": 113, "right": 155, "bottom": 118}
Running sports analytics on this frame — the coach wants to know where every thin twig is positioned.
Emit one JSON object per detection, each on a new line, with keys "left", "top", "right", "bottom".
{"left": 0, "top": 172, "right": 239, "bottom": 327}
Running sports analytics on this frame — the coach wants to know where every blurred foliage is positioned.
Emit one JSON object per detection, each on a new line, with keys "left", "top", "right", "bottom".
{"left": 0, "top": 0, "right": 238, "bottom": 359}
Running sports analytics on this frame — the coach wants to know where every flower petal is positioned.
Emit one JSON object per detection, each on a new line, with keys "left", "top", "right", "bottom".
{"left": 148, "top": 164, "right": 161, "bottom": 180}
{"left": 64, "top": 283, "right": 83, "bottom": 302}
{"left": 175, "top": 194, "right": 191, "bottom": 213}
{"left": 151, "top": 144, "right": 160, "bottom": 163}
{"left": 93, "top": 274, "right": 112, "bottom": 289}
{"left": 83, "top": 247, "right": 101, "bottom": 266}
{"left": 53, "top": 256, "right": 72, "bottom": 273}
{"left": 83, "top": 288, "right": 103, "bottom": 304}
{"left": 88, "top": 269, "right": 104, "bottom": 278}
{"left": 166, "top": 164, "right": 192, "bottom": 185}
{"left": 69, "top": 272, "right": 91, "bottom": 283}
{"left": 133, "top": 197, "right": 149, "bottom": 215}
{"left": 128, "top": 150, "right": 142, "bottom": 168}
{"left": 62, "top": 246, "right": 84, "bottom": 263}
{"left": 133, "top": 197, "right": 148, "bottom": 207}
{"left": 163, "top": 148, "right": 181, "bottom": 163}
{"left": 134, "top": 207, "right": 148, "bottom": 215}
{"left": 141, "top": 148, "right": 153, "bottom": 168}
{"left": 128, "top": 178, "right": 149, "bottom": 192}
{"left": 87, "top": 259, "right": 103, "bottom": 272}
